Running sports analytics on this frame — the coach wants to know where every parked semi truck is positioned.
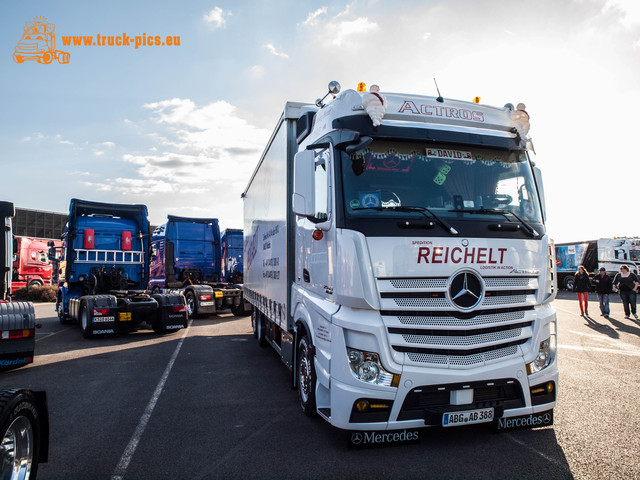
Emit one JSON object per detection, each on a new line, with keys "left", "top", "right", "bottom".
{"left": 11, "top": 237, "right": 61, "bottom": 292}
{"left": 54, "top": 199, "right": 188, "bottom": 338}
{"left": 556, "top": 237, "right": 640, "bottom": 290}
{"left": 0, "top": 201, "right": 38, "bottom": 370}
{"left": 221, "top": 228, "right": 243, "bottom": 284}
{"left": 0, "top": 201, "right": 50, "bottom": 479}
{"left": 243, "top": 82, "right": 557, "bottom": 439}
{"left": 149, "top": 216, "right": 248, "bottom": 317}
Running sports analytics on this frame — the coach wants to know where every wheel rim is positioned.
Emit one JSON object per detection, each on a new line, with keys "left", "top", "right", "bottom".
{"left": 298, "top": 343, "right": 311, "bottom": 404}
{"left": 0, "top": 415, "right": 34, "bottom": 480}
{"left": 81, "top": 308, "right": 88, "bottom": 331}
{"left": 186, "top": 295, "right": 194, "bottom": 315}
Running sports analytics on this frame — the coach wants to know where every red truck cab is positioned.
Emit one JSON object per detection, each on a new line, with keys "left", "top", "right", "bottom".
{"left": 11, "top": 237, "right": 60, "bottom": 293}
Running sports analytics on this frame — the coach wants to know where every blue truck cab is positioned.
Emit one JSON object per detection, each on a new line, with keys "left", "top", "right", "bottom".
{"left": 221, "top": 229, "right": 243, "bottom": 284}
{"left": 55, "top": 199, "right": 188, "bottom": 338}
{"left": 149, "top": 216, "right": 246, "bottom": 317}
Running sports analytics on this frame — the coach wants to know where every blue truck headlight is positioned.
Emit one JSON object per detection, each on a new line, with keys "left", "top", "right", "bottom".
{"left": 347, "top": 347, "right": 400, "bottom": 387}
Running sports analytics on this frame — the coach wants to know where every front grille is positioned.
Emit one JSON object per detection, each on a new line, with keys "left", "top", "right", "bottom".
{"left": 397, "top": 378, "right": 525, "bottom": 423}
{"left": 378, "top": 276, "right": 537, "bottom": 368}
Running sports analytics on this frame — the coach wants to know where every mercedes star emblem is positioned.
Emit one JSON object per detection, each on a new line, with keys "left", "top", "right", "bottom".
{"left": 449, "top": 271, "right": 484, "bottom": 310}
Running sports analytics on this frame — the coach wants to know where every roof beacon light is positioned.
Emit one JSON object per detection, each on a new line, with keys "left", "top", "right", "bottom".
{"left": 361, "top": 84, "right": 386, "bottom": 127}
{"left": 357, "top": 82, "right": 366, "bottom": 92}
{"left": 473, "top": 96, "right": 481, "bottom": 104}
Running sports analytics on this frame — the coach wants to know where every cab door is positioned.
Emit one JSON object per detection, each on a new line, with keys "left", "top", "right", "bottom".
{"left": 296, "top": 146, "right": 335, "bottom": 301}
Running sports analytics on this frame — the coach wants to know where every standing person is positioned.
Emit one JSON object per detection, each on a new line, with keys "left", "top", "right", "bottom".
{"left": 593, "top": 267, "right": 613, "bottom": 318}
{"left": 613, "top": 265, "right": 640, "bottom": 319}
{"left": 573, "top": 265, "right": 592, "bottom": 317}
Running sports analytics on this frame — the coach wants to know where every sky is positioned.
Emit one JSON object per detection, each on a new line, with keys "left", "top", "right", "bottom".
{"left": 1, "top": 0, "right": 639, "bottom": 242}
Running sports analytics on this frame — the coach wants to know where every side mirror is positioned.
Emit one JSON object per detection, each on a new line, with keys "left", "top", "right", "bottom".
{"left": 292, "top": 149, "right": 315, "bottom": 217}
{"left": 532, "top": 166, "right": 546, "bottom": 222}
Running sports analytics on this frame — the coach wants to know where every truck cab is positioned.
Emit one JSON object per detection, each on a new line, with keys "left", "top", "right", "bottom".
{"left": 149, "top": 216, "right": 246, "bottom": 317}
{"left": 55, "top": 199, "right": 187, "bottom": 337}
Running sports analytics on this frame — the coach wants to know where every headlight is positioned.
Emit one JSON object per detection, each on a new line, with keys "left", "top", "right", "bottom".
{"left": 527, "top": 335, "right": 556, "bottom": 374}
{"left": 346, "top": 347, "right": 400, "bottom": 387}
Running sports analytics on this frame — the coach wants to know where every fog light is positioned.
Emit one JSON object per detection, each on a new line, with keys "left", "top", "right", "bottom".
{"left": 355, "top": 400, "right": 370, "bottom": 412}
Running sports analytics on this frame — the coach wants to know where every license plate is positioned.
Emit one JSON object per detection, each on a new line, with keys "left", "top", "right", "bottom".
{"left": 200, "top": 301, "right": 214, "bottom": 306}
{"left": 443, "top": 408, "right": 494, "bottom": 427}
{"left": 93, "top": 316, "right": 115, "bottom": 323}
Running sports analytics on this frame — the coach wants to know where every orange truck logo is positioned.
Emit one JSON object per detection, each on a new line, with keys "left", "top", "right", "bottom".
{"left": 13, "top": 16, "right": 70, "bottom": 64}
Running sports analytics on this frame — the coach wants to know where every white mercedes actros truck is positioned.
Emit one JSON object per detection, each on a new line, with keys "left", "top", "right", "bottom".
{"left": 242, "top": 82, "right": 557, "bottom": 439}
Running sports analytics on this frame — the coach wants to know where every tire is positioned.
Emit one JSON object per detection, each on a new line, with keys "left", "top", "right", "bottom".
{"left": 57, "top": 52, "right": 70, "bottom": 64}
{"left": 56, "top": 293, "right": 72, "bottom": 325}
{"left": 39, "top": 52, "right": 53, "bottom": 64}
{"left": 231, "top": 302, "right": 251, "bottom": 317}
{"left": 254, "top": 310, "right": 267, "bottom": 347}
{"left": 564, "top": 276, "right": 575, "bottom": 291}
{"left": 12, "top": 53, "right": 24, "bottom": 64}
{"left": 0, "top": 389, "right": 44, "bottom": 480}
{"left": 185, "top": 291, "right": 198, "bottom": 319}
{"left": 297, "top": 334, "right": 317, "bottom": 417}
{"left": 79, "top": 303, "right": 93, "bottom": 338}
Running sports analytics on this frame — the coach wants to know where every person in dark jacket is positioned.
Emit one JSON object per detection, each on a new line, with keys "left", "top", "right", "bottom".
{"left": 573, "top": 265, "right": 592, "bottom": 316}
{"left": 592, "top": 267, "right": 613, "bottom": 318}
{"left": 613, "top": 264, "right": 640, "bottom": 320}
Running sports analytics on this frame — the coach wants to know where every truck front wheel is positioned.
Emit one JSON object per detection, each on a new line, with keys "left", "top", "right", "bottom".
{"left": 79, "top": 304, "right": 94, "bottom": 338}
{"left": 564, "top": 276, "right": 574, "bottom": 291}
{"left": 297, "top": 334, "right": 317, "bottom": 417}
{"left": 0, "top": 389, "right": 44, "bottom": 480}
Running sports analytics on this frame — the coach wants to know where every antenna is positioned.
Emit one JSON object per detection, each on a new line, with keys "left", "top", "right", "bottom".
{"left": 433, "top": 78, "right": 444, "bottom": 103}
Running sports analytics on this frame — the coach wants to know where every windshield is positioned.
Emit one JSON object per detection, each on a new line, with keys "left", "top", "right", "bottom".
{"left": 339, "top": 139, "right": 543, "bottom": 236}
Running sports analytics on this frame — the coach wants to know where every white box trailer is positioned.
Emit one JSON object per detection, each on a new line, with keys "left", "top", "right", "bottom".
{"left": 243, "top": 82, "right": 558, "bottom": 439}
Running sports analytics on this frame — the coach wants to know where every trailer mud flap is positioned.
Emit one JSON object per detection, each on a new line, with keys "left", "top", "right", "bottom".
{"left": 151, "top": 293, "right": 188, "bottom": 332}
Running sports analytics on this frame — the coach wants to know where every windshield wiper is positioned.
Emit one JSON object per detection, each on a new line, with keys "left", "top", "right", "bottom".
{"left": 448, "top": 208, "right": 539, "bottom": 238}
{"left": 352, "top": 205, "right": 458, "bottom": 236}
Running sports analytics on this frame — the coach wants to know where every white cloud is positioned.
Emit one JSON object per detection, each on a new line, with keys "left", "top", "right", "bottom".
{"left": 605, "top": 0, "right": 640, "bottom": 26}
{"left": 264, "top": 43, "right": 289, "bottom": 59}
{"left": 100, "top": 141, "right": 115, "bottom": 147}
{"left": 304, "top": 5, "right": 379, "bottom": 47}
{"left": 249, "top": 65, "right": 266, "bottom": 78}
{"left": 303, "top": 6, "right": 328, "bottom": 26}
{"left": 94, "top": 151, "right": 105, "bottom": 157}
{"left": 204, "top": 6, "right": 231, "bottom": 28}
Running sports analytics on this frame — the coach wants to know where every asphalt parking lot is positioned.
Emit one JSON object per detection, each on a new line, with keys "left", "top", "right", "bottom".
{"left": 1, "top": 291, "right": 639, "bottom": 479}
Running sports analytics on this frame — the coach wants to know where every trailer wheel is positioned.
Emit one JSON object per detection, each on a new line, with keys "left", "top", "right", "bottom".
{"left": 564, "top": 276, "right": 574, "bottom": 291}
{"left": 0, "top": 389, "right": 43, "bottom": 480}
{"left": 79, "top": 303, "right": 94, "bottom": 338}
{"left": 297, "top": 334, "right": 317, "bottom": 416}
{"left": 57, "top": 52, "right": 70, "bottom": 64}
{"left": 253, "top": 310, "right": 267, "bottom": 347}
{"left": 185, "top": 291, "right": 199, "bottom": 319}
